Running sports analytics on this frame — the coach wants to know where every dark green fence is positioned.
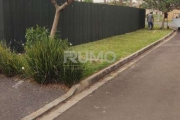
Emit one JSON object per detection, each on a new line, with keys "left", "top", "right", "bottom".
{"left": 0, "top": 0, "right": 4, "bottom": 41}
{"left": 0, "top": 0, "right": 145, "bottom": 51}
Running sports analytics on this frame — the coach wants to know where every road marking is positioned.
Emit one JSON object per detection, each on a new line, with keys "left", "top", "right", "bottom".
{"left": 13, "top": 80, "right": 24, "bottom": 89}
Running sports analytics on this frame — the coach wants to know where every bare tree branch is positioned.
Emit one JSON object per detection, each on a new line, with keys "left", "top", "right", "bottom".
{"left": 58, "top": 2, "right": 68, "bottom": 11}
{"left": 119, "top": 0, "right": 122, "bottom": 5}
{"left": 58, "top": 0, "right": 73, "bottom": 11}
{"left": 50, "top": 0, "right": 74, "bottom": 38}
{"left": 51, "top": 0, "right": 59, "bottom": 9}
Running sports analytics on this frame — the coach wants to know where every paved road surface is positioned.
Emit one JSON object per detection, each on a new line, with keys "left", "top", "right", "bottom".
{"left": 55, "top": 32, "right": 180, "bottom": 120}
{"left": 0, "top": 77, "right": 65, "bottom": 120}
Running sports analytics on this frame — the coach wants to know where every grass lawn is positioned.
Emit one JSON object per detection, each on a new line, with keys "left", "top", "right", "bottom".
{"left": 153, "top": 14, "right": 171, "bottom": 22}
{"left": 71, "top": 26, "right": 172, "bottom": 78}
{"left": 153, "top": 14, "right": 163, "bottom": 22}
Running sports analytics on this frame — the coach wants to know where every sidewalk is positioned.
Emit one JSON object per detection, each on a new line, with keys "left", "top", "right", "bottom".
{"left": 55, "top": 32, "right": 180, "bottom": 120}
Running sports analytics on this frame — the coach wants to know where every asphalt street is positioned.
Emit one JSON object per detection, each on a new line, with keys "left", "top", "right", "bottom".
{"left": 0, "top": 77, "right": 65, "bottom": 120}
{"left": 55, "top": 32, "right": 180, "bottom": 120}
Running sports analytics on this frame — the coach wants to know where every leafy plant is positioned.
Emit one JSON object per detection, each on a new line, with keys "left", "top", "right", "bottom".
{"left": 84, "top": 0, "right": 93, "bottom": 3}
{"left": 24, "top": 35, "right": 84, "bottom": 86}
{"left": 0, "top": 26, "right": 84, "bottom": 87}
{"left": 25, "top": 25, "right": 49, "bottom": 47}
{"left": 60, "top": 55, "right": 84, "bottom": 87}
{"left": 0, "top": 41, "right": 23, "bottom": 76}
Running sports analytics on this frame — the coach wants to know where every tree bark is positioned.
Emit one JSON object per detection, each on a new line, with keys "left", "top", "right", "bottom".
{"left": 119, "top": 0, "right": 122, "bottom": 5}
{"left": 157, "top": 11, "right": 160, "bottom": 21}
{"left": 160, "top": 17, "right": 165, "bottom": 29}
{"left": 160, "top": 12, "right": 168, "bottom": 29}
{"left": 50, "top": 0, "right": 73, "bottom": 39}
{"left": 167, "top": 18, "right": 169, "bottom": 29}
{"left": 129, "top": 0, "right": 132, "bottom": 6}
{"left": 50, "top": 10, "right": 60, "bottom": 38}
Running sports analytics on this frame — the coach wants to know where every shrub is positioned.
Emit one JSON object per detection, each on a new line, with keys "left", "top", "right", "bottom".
{"left": 0, "top": 41, "right": 23, "bottom": 76}
{"left": 1, "top": 26, "right": 84, "bottom": 87}
{"left": 24, "top": 35, "right": 84, "bottom": 87}
{"left": 61, "top": 59, "right": 84, "bottom": 87}
{"left": 25, "top": 25, "right": 49, "bottom": 47}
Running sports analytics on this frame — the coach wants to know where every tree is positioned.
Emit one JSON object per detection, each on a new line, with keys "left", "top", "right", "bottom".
{"left": 143, "top": 0, "right": 180, "bottom": 29}
{"left": 84, "top": 0, "right": 93, "bottom": 2}
{"left": 104, "top": 0, "right": 106, "bottom": 4}
{"left": 119, "top": 0, "right": 123, "bottom": 5}
{"left": 139, "top": 2, "right": 154, "bottom": 9}
{"left": 129, "top": 0, "right": 132, "bottom": 6}
{"left": 50, "top": 0, "right": 73, "bottom": 39}
{"left": 109, "top": 0, "right": 133, "bottom": 6}
{"left": 109, "top": 0, "right": 120, "bottom": 5}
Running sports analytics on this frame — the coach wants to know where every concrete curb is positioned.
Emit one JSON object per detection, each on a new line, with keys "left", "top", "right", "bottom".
{"left": 22, "top": 30, "right": 175, "bottom": 120}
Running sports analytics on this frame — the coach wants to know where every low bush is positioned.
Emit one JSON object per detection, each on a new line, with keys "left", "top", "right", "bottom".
{"left": 25, "top": 37, "right": 84, "bottom": 86}
{"left": 24, "top": 26, "right": 84, "bottom": 86}
{"left": 0, "top": 26, "right": 84, "bottom": 87}
{"left": 0, "top": 41, "right": 23, "bottom": 77}
{"left": 61, "top": 57, "right": 84, "bottom": 87}
{"left": 25, "top": 25, "right": 49, "bottom": 47}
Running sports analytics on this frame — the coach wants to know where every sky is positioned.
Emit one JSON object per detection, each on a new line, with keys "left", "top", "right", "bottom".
{"left": 93, "top": 0, "right": 137, "bottom": 3}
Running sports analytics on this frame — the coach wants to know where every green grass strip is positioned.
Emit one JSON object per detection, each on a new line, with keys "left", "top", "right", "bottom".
{"left": 71, "top": 26, "right": 172, "bottom": 78}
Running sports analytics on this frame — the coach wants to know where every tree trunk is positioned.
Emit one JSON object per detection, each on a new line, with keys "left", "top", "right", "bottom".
{"left": 119, "top": 0, "right": 122, "bottom": 5}
{"left": 129, "top": 0, "right": 132, "bottom": 6}
{"left": 160, "top": 18, "right": 165, "bottom": 29}
{"left": 157, "top": 11, "right": 160, "bottom": 21}
{"left": 160, "top": 12, "right": 168, "bottom": 29}
{"left": 50, "top": 0, "right": 73, "bottom": 39}
{"left": 104, "top": 0, "right": 106, "bottom": 4}
{"left": 167, "top": 18, "right": 169, "bottom": 29}
{"left": 50, "top": 10, "right": 60, "bottom": 38}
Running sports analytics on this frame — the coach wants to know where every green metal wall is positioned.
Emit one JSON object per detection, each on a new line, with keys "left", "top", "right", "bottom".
{"left": 0, "top": 0, "right": 4, "bottom": 40}
{"left": 0, "top": 0, "right": 145, "bottom": 51}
